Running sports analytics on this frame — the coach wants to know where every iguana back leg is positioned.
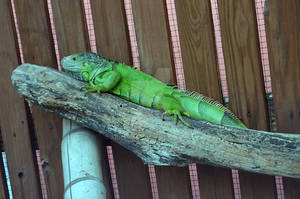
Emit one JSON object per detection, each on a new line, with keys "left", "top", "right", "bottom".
{"left": 154, "top": 94, "right": 191, "bottom": 127}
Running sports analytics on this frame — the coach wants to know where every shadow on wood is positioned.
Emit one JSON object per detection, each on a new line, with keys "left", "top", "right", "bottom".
{"left": 11, "top": 63, "right": 300, "bottom": 179}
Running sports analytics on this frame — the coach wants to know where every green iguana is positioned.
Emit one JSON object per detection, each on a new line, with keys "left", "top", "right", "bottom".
{"left": 61, "top": 52, "right": 246, "bottom": 128}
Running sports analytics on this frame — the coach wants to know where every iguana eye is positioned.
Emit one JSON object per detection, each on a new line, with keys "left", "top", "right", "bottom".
{"left": 72, "top": 57, "right": 76, "bottom": 61}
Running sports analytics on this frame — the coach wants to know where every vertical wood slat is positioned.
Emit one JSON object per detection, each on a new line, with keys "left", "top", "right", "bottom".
{"left": 195, "top": 165, "right": 233, "bottom": 199}
{"left": 175, "top": 0, "right": 222, "bottom": 100}
{"left": 91, "top": 0, "right": 153, "bottom": 198}
{"left": 131, "top": 0, "right": 176, "bottom": 83}
{"left": 0, "top": 0, "right": 42, "bottom": 198}
{"left": 51, "top": 0, "right": 90, "bottom": 57}
{"left": 91, "top": 0, "right": 132, "bottom": 64}
{"left": 217, "top": 0, "right": 277, "bottom": 198}
{"left": 174, "top": 1, "right": 234, "bottom": 198}
{"left": 131, "top": 0, "right": 192, "bottom": 198}
{"left": 264, "top": 1, "right": 300, "bottom": 198}
{"left": 50, "top": 0, "right": 114, "bottom": 198}
{"left": 0, "top": 152, "right": 9, "bottom": 199}
{"left": 13, "top": 0, "right": 64, "bottom": 198}
{"left": 155, "top": 167, "right": 192, "bottom": 199}
{"left": 112, "top": 144, "right": 152, "bottom": 199}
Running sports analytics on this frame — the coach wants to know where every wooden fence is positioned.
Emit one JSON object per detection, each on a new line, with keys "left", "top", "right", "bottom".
{"left": 0, "top": 0, "right": 299, "bottom": 198}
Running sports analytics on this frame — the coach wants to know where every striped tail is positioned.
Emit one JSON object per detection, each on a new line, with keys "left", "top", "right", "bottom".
{"left": 171, "top": 90, "right": 247, "bottom": 128}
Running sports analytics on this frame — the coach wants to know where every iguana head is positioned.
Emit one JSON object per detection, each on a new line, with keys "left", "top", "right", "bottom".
{"left": 61, "top": 52, "right": 112, "bottom": 82}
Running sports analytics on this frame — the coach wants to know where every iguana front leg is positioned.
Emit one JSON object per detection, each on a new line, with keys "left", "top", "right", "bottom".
{"left": 154, "top": 94, "right": 191, "bottom": 127}
{"left": 83, "top": 70, "right": 121, "bottom": 93}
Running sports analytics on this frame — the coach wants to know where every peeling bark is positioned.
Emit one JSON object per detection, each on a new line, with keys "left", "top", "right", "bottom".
{"left": 11, "top": 63, "right": 300, "bottom": 178}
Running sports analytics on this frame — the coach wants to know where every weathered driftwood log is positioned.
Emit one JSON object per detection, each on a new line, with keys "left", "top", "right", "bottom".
{"left": 11, "top": 63, "right": 300, "bottom": 179}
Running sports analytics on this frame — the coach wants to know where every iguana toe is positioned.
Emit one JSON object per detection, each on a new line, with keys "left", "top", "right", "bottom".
{"left": 164, "top": 110, "right": 191, "bottom": 128}
{"left": 183, "top": 112, "right": 190, "bottom": 117}
{"left": 174, "top": 114, "right": 178, "bottom": 124}
{"left": 81, "top": 85, "right": 94, "bottom": 93}
{"left": 178, "top": 113, "right": 191, "bottom": 128}
{"left": 81, "top": 85, "right": 102, "bottom": 93}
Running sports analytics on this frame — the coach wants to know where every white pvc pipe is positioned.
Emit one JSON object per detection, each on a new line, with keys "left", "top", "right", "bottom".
{"left": 62, "top": 119, "right": 106, "bottom": 199}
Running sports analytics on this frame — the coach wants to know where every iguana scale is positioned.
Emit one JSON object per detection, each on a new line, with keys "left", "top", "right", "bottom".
{"left": 61, "top": 52, "right": 246, "bottom": 128}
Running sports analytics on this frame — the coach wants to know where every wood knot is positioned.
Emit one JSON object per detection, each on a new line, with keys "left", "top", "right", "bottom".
{"left": 290, "top": 112, "right": 294, "bottom": 120}
{"left": 18, "top": 172, "right": 23, "bottom": 178}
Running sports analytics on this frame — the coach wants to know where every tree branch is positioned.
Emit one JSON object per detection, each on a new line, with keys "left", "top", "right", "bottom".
{"left": 11, "top": 63, "right": 300, "bottom": 178}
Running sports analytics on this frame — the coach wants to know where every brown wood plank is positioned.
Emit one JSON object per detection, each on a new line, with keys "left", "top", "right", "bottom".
{"left": 51, "top": 0, "right": 90, "bottom": 57}
{"left": 91, "top": 0, "right": 131, "bottom": 64}
{"left": 264, "top": 1, "right": 300, "bottom": 198}
{"left": 196, "top": 166, "right": 233, "bottom": 199}
{"left": 112, "top": 144, "right": 152, "bottom": 199}
{"left": 131, "top": 0, "right": 192, "bottom": 198}
{"left": 281, "top": 178, "right": 300, "bottom": 199}
{"left": 131, "top": 0, "right": 175, "bottom": 83}
{"left": 239, "top": 173, "right": 277, "bottom": 199}
{"left": 51, "top": 0, "right": 114, "bottom": 198}
{"left": 0, "top": 0, "right": 42, "bottom": 198}
{"left": 110, "top": 144, "right": 152, "bottom": 199}
{"left": 13, "top": 0, "right": 63, "bottom": 198}
{"left": 175, "top": 0, "right": 222, "bottom": 100}
{"left": 218, "top": 0, "right": 277, "bottom": 198}
{"left": 155, "top": 167, "right": 192, "bottom": 199}
{"left": 175, "top": 1, "right": 234, "bottom": 198}
{"left": 91, "top": 0, "right": 152, "bottom": 198}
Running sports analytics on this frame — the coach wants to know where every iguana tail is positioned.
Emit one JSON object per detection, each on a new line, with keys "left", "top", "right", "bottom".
{"left": 171, "top": 90, "right": 247, "bottom": 128}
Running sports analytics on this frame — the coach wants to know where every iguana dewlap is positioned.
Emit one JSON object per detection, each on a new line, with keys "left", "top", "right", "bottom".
{"left": 61, "top": 52, "right": 246, "bottom": 128}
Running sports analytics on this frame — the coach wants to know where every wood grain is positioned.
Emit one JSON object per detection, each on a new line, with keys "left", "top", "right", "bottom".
{"left": 131, "top": 0, "right": 175, "bottom": 83}
{"left": 13, "top": 0, "right": 63, "bottom": 198}
{"left": 175, "top": 0, "right": 222, "bottom": 100}
{"left": 217, "top": 0, "right": 277, "bottom": 198}
{"left": 112, "top": 144, "right": 152, "bottom": 199}
{"left": 91, "top": 0, "right": 131, "bottom": 64}
{"left": 264, "top": 0, "right": 300, "bottom": 198}
{"left": 239, "top": 173, "right": 277, "bottom": 199}
{"left": 0, "top": 0, "right": 42, "bottom": 198}
{"left": 155, "top": 167, "right": 192, "bottom": 199}
{"left": 91, "top": 1, "right": 153, "bottom": 198}
{"left": 175, "top": 1, "right": 234, "bottom": 198}
{"left": 51, "top": 0, "right": 114, "bottom": 198}
{"left": 131, "top": 0, "right": 192, "bottom": 198}
{"left": 51, "top": 0, "right": 90, "bottom": 57}
{"left": 196, "top": 165, "right": 234, "bottom": 199}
